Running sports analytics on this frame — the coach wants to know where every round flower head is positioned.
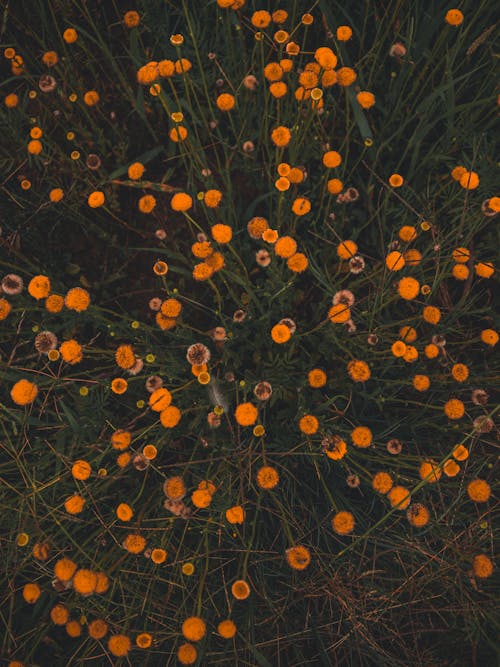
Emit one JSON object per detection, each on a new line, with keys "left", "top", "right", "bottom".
{"left": 445, "top": 9, "right": 464, "bottom": 26}
{"left": 406, "top": 503, "right": 430, "bottom": 527}
{"left": 216, "top": 93, "right": 235, "bottom": 111}
{"left": 332, "top": 511, "right": 355, "bottom": 535}
{"left": 218, "top": 619, "right": 237, "bottom": 638}
{"left": 182, "top": 617, "right": 206, "bottom": 642}
{"left": 467, "top": 479, "right": 491, "bottom": 503}
{"left": 108, "top": 635, "right": 131, "bottom": 657}
{"left": 171, "top": 192, "right": 192, "bottom": 211}
{"left": 299, "top": 414, "right": 319, "bottom": 435}
{"left": 271, "top": 126, "right": 291, "bottom": 147}
{"left": 314, "top": 47, "right": 337, "bottom": 69}
{"left": 271, "top": 323, "right": 291, "bottom": 343}
{"left": 472, "top": 554, "right": 493, "bottom": 579}
{"left": 286, "top": 545, "right": 311, "bottom": 570}
{"left": 231, "top": 579, "right": 251, "bottom": 600}
{"left": 256, "top": 465, "right": 279, "bottom": 489}
{"left": 11, "top": 379, "right": 38, "bottom": 406}
{"left": 28, "top": 275, "right": 51, "bottom": 299}
{"left": 388, "top": 486, "right": 411, "bottom": 509}
{"left": 65, "top": 287, "right": 90, "bottom": 312}
{"left": 178, "top": 642, "right": 197, "bottom": 664}
{"left": 234, "top": 402, "right": 258, "bottom": 426}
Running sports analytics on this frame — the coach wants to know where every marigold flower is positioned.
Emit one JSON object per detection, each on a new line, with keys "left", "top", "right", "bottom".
{"left": 287, "top": 252, "right": 308, "bottom": 272}
{"left": 116, "top": 503, "right": 134, "bottom": 521}
{"left": 323, "top": 435, "right": 347, "bottom": 460}
{"left": 467, "top": 479, "right": 491, "bottom": 502}
{"left": 123, "top": 533, "right": 147, "bottom": 554}
{"left": 87, "top": 191, "right": 105, "bottom": 208}
{"left": 211, "top": 223, "right": 232, "bottom": 243}
{"left": 11, "top": 379, "right": 38, "bottom": 406}
{"left": 163, "top": 476, "right": 186, "bottom": 500}
{"left": 444, "top": 398, "right": 464, "bottom": 420}
{"left": 218, "top": 619, "right": 237, "bottom": 638}
{"left": 472, "top": 554, "right": 493, "bottom": 578}
{"left": 60, "top": 339, "right": 83, "bottom": 364}
{"left": 256, "top": 465, "right": 279, "bottom": 489}
{"left": 5, "top": 93, "right": 19, "bottom": 108}
{"left": 328, "top": 303, "right": 351, "bottom": 323}
{"left": 191, "top": 488, "right": 212, "bottom": 508}
{"left": 50, "top": 604, "right": 69, "bottom": 625}
{"left": 115, "top": 344, "right": 135, "bottom": 369}
{"left": 83, "top": 90, "right": 99, "bottom": 106}
{"left": 23, "top": 582, "right": 41, "bottom": 603}
{"left": 445, "top": 9, "right": 464, "bottom": 26}
{"left": 138, "top": 194, "right": 156, "bottom": 213}
{"left": 271, "top": 125, "right": 291, "bottom": 147}
{"left": 314, "top": 46, "right": 337, "bottom": 69}
{"left": 64, "top": 494, "right": 86, "bottom": 514}
{"left": 54, "top": 558, "right": 77, "bottom": 581}
{"left": 286, "top": 545, "right": 311, "bottom": 570}
{"left": 28, "top": 275, "right": 50, "bottom": 299}
{"left": 73, "top": 569, "right": 97, "bottom": 595}
{"left": 63, "top": 27, "right": 78, "bottom": 43}
{"left": 216, "top": 93, "right": 235, "bottom": 111}
{"left": 443, "top": 459, "right": 460, "bottom": 477}
{"left": 234, "top": 402, "right": 258, "bottom": 426}
{"left": 71, "top": 459, "right": 91, "bottom": 481}
{"left": 128, "top": 162, "right": 145, "bottom": 180}
{"left": 124, "top": 10, "right": 140, "bottom": 27}
{"left": 225, "top": 505, "right": 245, "bottom": 524}
{"left": 351, "top": 425, "right": 372, "bottom": 448}
{"left": 0, "top": 298, "right": 11, "bottom": 321}
{"left": 475, "top": 261, "right": 494, "bottom": 278}
{"left": 171, "top": 192, "right": 192, "bottom": 211}
{"left": 182, "top": 617, "right": 206, "bottom": 642}
{"left": 160, "top": 405, "right": 182, "bottom": 428}
{"left": 347, "top": 359, "right": 371, "bottom": 382}
{"left": 406, "top": 503, "right": 430, "bottom": 527}
{"left": 481, "top": 329, "right": 498, "bottom": 345}
{"left": 45, "top": 293, "right": 64, "bottom": 312}
{"left": 412, "top": 374, "right": 430, "bottom": 392}
{"left": 65, "top": 287, "right": 90, "bottom": 312}
{"left": 308, "top": 369, "right": 327, "bottom": 388}
{"left": 388, "top": 486, "right": 411, "bottom": 509}
{"left": 108, "top": 635, "right": 131, "bottom": 657}
{"left": 372, "top": 472, "right": 393, "bottom": 494}
{"left": 178, "top": 642, "right": 197, "bottom": 664}
{"left": 419, "top": 459, "right": 442, "bottom": 483}
{"left": 231, "top": 579, "right": 251, "bottom": 600}
{"left": 299, "top": 415, "right": 319, "bottom": 435}
{"left": 332, "top": 511, "right": 355, "bottom": 535}
{"left": 397, "top": 276, "right": 420, "bottom": 300}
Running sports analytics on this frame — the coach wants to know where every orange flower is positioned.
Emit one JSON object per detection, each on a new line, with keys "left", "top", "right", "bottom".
{"left": 271, "top": 323, "right": 291, "bottom": 343}
{"left": 308, "top": 369, "right": 327, "bottom": 388}
{"left": 472, "top": 554, "right": 494, "bottom": 578}
{"left": 171, "top": 192, "right": 193, "bottom": 211}
{"left": 419, "top": 460, "right": 442, "bottom": 483}
{"left": 234, "top": 402, "right": 258, "bottom": 426}
{"left": 115, "top": 344, "right": 135, "bottom": 369}
{"left": 388, "top": 486, "right": 411, "bottom": 509}
{"left": 108, "top": 635, "right": 132, "bottom": 657}
{"left": 406, "top": 503, "right": 430, "bottom": 527}
{"left": 87, "top": 191, "right": 105, "bottom": 208}
{"left": 28, "top": 275, "right": 51, "bottom": 299}
{"left": 128, "top": 162, "right": 145, "bottom": 179}
{"left": 116, "top": 503, "right": 134, "bottom": 521}
{"left": 45, "top": 294, "right": 64, "bottom": 312}
{"left": 299, "top": 414, "right": 319, "bottom": 435}
{"left": 218, "top": 619, "right": 237, "bottom": 638}
{"left": 63, "top": 28, "right": 78, "bottom": 43}
{"left": 398, "top": 276, "right": 420, "bottom": 300}
{"left": 23, "top": 583, "right": 41, "bottom": 603}
{"left": 372, "top": 472, "right": 393, "bottom": 494}
{"left": 71, "top": 460, "right": 91, "bottom": 481}
{"left": 211, "top": 224, "right": 232, "bottom": 243}
{"left": 291, "top": 197, "right": 311, "bottom": 216}
{"left": 332, "top": 511, "right": 355, "bottom": 535}
{"left": 124, "top": 10, "right": 140, "bottom": 27}
{"left": 64, "top": 494, "right": 86, "bottom": 514}
{"left": 231, "top": 579, "right": 251, "bottom": 600}
{"left": 347, "top": 359, "right": 371, "bottom": 382}
{"left": 351, "top": 426, "right": 372, "bottom": 448}
{"left": 54, "top": 558, "right": 77, "bottom": 581}
{"left": 191, "top": 488, "right": 212, "bottom": 508}
{"left": 445, "top": 9, "right": 464, "bottom": 26}
{"left": 182, "top": 617, "right": 206, "bottom": 642}
{"left": 444, "top": 398, "right": 464, "bottom": 420}
{"left": 388, "top": 173, "right": 404, "bottom": 187}
{"left": 65, "top": 287, "right": 90, "bottom": 312}
{"left": 149, "top": 387, "right": 172, "bottom": 412}
{"left": 160, "top": 405, "right": 182, "bottom": 428}
{"left": 467, "top": 479, "right": 491, "bottom": 502}
{"left": 10, "top": 379, "right": 38, "bottom": 406}
{"left": 323, "top": 151, "right": 342, "bottom": 168}
{"left": 88, "top": 619, "right": 108, "bottom": 639}
{"left": 60, "top": 339, "right": 83, "bottom": 364}
{"left": 385, "top": 251, "right": 405, "bottom": 271}
{"left": 314, "top": 47, "right": 337, "bottom": 70}
{"left": 73, "top": 569, "right": 97, "bottom": 595}
{"left": 225, "top": 505, "right": 245, "bottom": 524}
{"left": 287, "top": 253, "right": 308, "bottom": 272}
{"left": 123, "top": 534, "right": 147, "bottom": 554}
{"left": 328, "top": 303, "right": 351, "bottom": 323}
{"left": 256, "top": 465, "right": 279, "bottom": 489}
{"left": 270, "top": 126, "right": 291, "bottom": 147}
{"left": 216, "top": 93, "right": 235, "bottom": 111}
{"left": 286, "top": 545, "right": 311, "bottom": 570}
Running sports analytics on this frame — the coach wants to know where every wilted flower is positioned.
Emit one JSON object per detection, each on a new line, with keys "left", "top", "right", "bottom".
{"left": 279, "top": 318, "right": 296, "bottom": 335}
{"left": 35, "top": 331, "right": 58, "bottom": 353}
{"left": 86, "top": 154, "right": 101, "bottom": 170}
{"left": 349, "top": 255, "right": 365, "bottom": 274}
{"left": 367, "top": 333, "right": 379, "bottom": 346}
{"left": 387, "top": 439, "right": 403, "bottom": 455}
{"left": 39, "top": 74, "right": 57, "bottom": 92}
{"left": 256, "top": 250, "right": 271, "bottom": 267}
{"left": 471, "top": 389, "right": 488, "bottom": 405}
{"left": 473, "top": 416, "right": 494, "bottom": 433}
{"left": 145, "top": 375, "right": 163, "bottom": 392}
{"left": 254, "top": 381, "right": 272, "bottom": 401}
{"left": 233, "top": 309, "right": 246, "bottom": 323}
{"left": 389, "top": 42, "right": 406, "bottom": 58}
{"left": 243, "top": 75, "right": 258, "bottom": 90}
{"left": 333, "top": 290, "right": 355, "bottom": 307}
{"left": 187, "top": 343, "right": 211, "bottom": 366}
{"left": 1, "top": 273, "right": 23, "bottom": 295}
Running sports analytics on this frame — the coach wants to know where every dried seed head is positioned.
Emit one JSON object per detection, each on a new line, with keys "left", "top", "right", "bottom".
{"left": 254, "top": 381, "right": 272, "bottom": 401}
{"left": 389, "top": 42, "right": 406, "bottom": 58}
{"left": 387, "top": 439, "right": 403, "bottom": 455}
{"left": 207, "top": 412, "right": 221, "bottom": 428}
{"left": 39, "top": 74, "right": 57, "bottom": 92}
{"left": 279, "top": 318, "right": 296, "bottom": 335}
{"left": 233, "top": 309, "right": 246, "bottom": 323}
{"left": 1, "top": 273, "right": 24, "bottom": 295}
{"left": 346, "top": 474, "right": 360, "bottom": 488}
{"left": 133, "top": 454, "right": 149, "bottom": 471}
{"left": 86, "top": 154, "right": 101, "bottom": 170}
{"left": 332, "top": 289, "right": 355, "bottom": 307}
{"left": 481, "top": 199, "right": 498, "bottom": 217}
{"left": 186, "top": 343, "right": 211, "bottom": 366}
{"left": 256, "top": 249, "right": 271, "bottom": 267}
{"left": 35, "top": 331, "right": 58, "bottom": 353}
{"left": 155, "top": 229, "right": 167, "bottom": 240}
{"left": 349, "top": 255, "right": 365, "bottom": 274}
{"left": 243, "top": 141, "right": 255, "bottom": 153}
{"left": 127, "top": 357, "right": 144, "bottom": 376}
{"left": 471, "top": 389, "right": 489, "bottom": 406}
{"left": 211, "top": 327, "right": 227, "bottom": 341}
{"left": 432, "top": 334, "right": 446, "bottom": 348}
{"left": 367, "top": 333, "right": 379, "bottom": 346}
{"left": 473, "top": 416, "right": 494, "bottom": 433}
{"left": 344, "top": 187, "right": 359, "bottom": 202}
{"left": 145, "top": 375, "right": 163, "bottom": 393}
{"left": 149, "top": 297, "right": 162, "bottom": 311}
{"left": 243, "top": 75, "right": 258, "bottom": 90}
